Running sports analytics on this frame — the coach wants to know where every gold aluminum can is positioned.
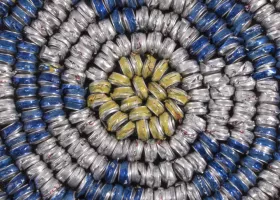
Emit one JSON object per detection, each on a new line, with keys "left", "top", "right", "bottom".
{"left": 146, "top": 96, "right": 165, "bottom": 116}
{"left": 132, "top": 76, "right": 148, "bottom": 100}
{"left": 148, "top": 82, "right": 167, "bottom": 101}
{"left": 89, "top": 80, "right": 111, "bottom": 94}
{"left": 111, "top": 87, "right": 135, "bottom": 100}
{"left": 167, "top": 88, "right": 190, "bottom": 106}
{"left": 41, "top": 63, "right": 63, "bottom": 74}
{"left": 142, "top": 54, "right": 157, "bottom": 78}
{"left": 108, "top": 72, "right": 131, "bottom": 87}
{"left": 119, "top": 57, "right": 134, "bottom": 79}
{"left": 136, "top": 119, "right": 150, "bottom": 141}
{"left": 151, "top": 60, "right": 169, "bottom": 82}
{"left": 129, "top": 106, "right": 152, "bottom": 121}
{"left": 87, "top": 94, "right": 112, "bottom": 109}
{"left": 159, "top": 112, "right": 175, "bottom": 136}
{"left": 116, "top": 121, "right": 135, "bottom": 140}
{"left": 107, "top": 111, "right": 128, "bottom": 132}
{"left": 99, "top": 100, "right": 120, "bottom": 121}
{"left": 159, "top": 72, "right": 182, "bottom": 89}
{"left": 120, "top": 96, "right": 143, "bottom": 112}
{"left": 130, "top": 53, "right": 143, "bottom": 76}
{"left": 149, "top": 116, "right": 165, "bottom": 140}
{"left": 165, "top": 99, "right": 184, "bottom": 121}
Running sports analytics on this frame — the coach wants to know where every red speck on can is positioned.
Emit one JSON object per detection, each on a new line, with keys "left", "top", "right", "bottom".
{"left": 245, "top": 5, "right": 250, "bottom": 11}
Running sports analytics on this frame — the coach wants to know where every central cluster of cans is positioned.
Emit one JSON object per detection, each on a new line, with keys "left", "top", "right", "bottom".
{"left": 88, "top": 53, "right": 190, "bottom": 141}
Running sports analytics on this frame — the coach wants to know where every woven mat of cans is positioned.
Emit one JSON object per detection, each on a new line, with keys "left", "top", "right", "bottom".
{"left": 0, "top": 0, "right": 280, "bottom": 199}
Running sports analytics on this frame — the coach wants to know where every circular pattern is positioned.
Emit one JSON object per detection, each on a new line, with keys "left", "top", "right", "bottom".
{"left": 89, "top": 54, "right": 189, "bottom": 141}
{"left": 0, "top": 0, "right": 279, "bottom": 199}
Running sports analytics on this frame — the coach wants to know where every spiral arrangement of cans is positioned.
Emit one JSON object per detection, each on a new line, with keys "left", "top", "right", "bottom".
{"left": 88, "top": 54, "right": 190, "bottom": 141}
{"left": 0, "top": 0, "right": 279, "bottom": 199}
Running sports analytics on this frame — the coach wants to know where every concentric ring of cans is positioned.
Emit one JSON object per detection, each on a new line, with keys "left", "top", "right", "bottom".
{"left": 0, "top": 0, "right": 279, "bottom": 199}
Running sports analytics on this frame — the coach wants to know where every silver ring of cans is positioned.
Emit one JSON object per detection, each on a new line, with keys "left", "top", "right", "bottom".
{"left": 0, "top": 0, "right": 279, "bottom": 199}
{"left": 88, "top": 54, "right": 190, "bottom": 141}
